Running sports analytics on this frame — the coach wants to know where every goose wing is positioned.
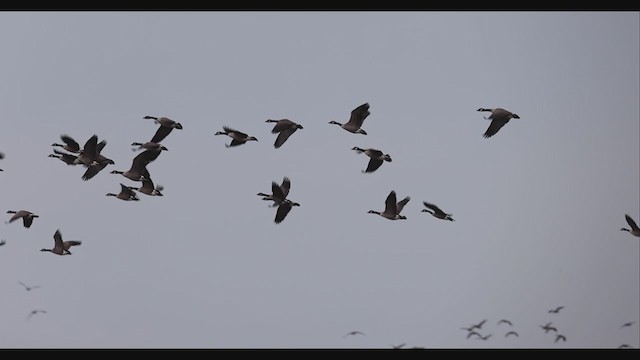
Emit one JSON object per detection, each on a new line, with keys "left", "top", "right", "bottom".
{"left": 347, "top": 103, "right": 370, "bottom": 128}
{"left": 60, "top": 135, "right": 80, "bottom": 152}
{"left": 364, "top": 158, "right": 384, "bottom": 173}
{"left": 625, "top": 214, "right": 639, "bottom": 231}
{"left": 395, "top": 196, "right": 411, "bottom": 214}
{"left": 274, "top": 127, "right": 298, "bottom": 148}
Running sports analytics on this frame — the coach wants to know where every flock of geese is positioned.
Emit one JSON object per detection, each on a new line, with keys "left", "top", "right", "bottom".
{"left": 0, "top": 101, "right": 638, "bottom": 349}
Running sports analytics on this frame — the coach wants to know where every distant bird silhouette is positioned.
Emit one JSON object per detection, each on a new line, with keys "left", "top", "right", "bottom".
{"left": 144, "top": 116, "right": 183, "bottom": 143}
{"left": 461, "top": 326, "right": 475, "bottom": 332}
{"left": 618, "top": 344, "right": 633, "bottom": 349}
{"left": 257, "top": 177, "right": 291, "bottom": 206}
{"left": 620, "top": 214, "right": 640, "bottom": 237}
{"left": 555, "top": 334, "right": 566, "bottom": 343}
{"left": 505, "top": 331, "right": 519, "bottom": 338}
{"left": 477, "top": 107, "right": 520, "bottom": 138}
{"left": 470, "top": 319, "right": 487, "bottom": 331}
{"left": 6, "top": 210, "right": 39, "bottom": 228}
{"left": 27, "top": 309, "right": 47, "bottom": 320}
{"left": 541, "top": 323, "right": 558, "bottom": 333}
{"left": 343, "top": 331, "right": 366, "bottom": 338}
{"left": 548, "top": 306, "right": 564, "bottom": 314}
{"left": 41, "top": 229, "right": 81, "bottom": 256}
{"left": 466, "top": 331, "right": 481, "bottom": 339}
{"left": 351, "top": 147, "right": 392, "bottom": 173}
{"left": 620, "top": 321, "right": 636, "bottom": 328}
{"left": 421, "top": 202, "right": 455, "bottom": 221}
{"left": 265, "top": 119, "right": 303, "bottom": 149}
{"left": 497, "top": 319, "right": 513, "bottom": 326}
{"left": 0, "top": 239, "right": 5, "bottom": 247}
{"left": 214, "top": 126, "right": 258, "bottom": 147}
{"left": 478, "top": 334, "right": 492, "bottom": 341}
{"left": 329, "top": 103, "right": 370, "bottom": 135}
{"left": 51, "top": 134, "right": 81, "bottom": 153}
{"left": 18, "top": 281, "right": 41, "bottom": 291}
{"left": 390, "top": 343, "right": 406, "bottom": 349}
{"left": 368, "top": 190, "right": 410, "bottom": 220}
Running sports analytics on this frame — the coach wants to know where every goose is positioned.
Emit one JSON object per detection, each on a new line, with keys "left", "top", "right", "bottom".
{"left": 390, "top": 343, "right": 406, "bottom": 349}
{"left": 81, "top": 139, "right": 115, "bottom": 181}
{"left": 274, "top": 199, "right": 300, "bottom": 224}
{"left": 540, "top": 324, "right": 557, "bottom": 333}
{"left": 505, "top": 331, "right": 519, "bottom": 338}
{"left": 214, "top": 126, "right": 258, "bottom": 147}
{"left": 329, "top": 103, "right": 370, "bottom": 135}
{"left": 265, "top": 119, "right": 303, "bottom": 149}
{"left": 548, "top": 306, "right": 564, "bottom": 314}
{"left": 106, "top": 183, "right": 140, "bottom": 201}
{"left": 72, "top": 134, "right": 99, "bottom": 166}
{"left": 497, "top": 319, "right": 513, "bottom": 326}
{"left": 351, "top": 147, "right": 391, "bottom": 173}
{"left": 27, "top": 309, "right": 47, "bottom": 320}
{"left": 555, "top": 334, "right": 566, "bottom": 343}
{"left": 368, "top": 190, "right": 410, "bottom": 220}
{"left": 51, "top": 134, "right": 81, "bottom": 153}
{"left": 421, "top": 201, "right": 455, "bottom": 221}
{"left": 6, "top": 210, "right": 39, "bottom": 228}
{"left": 343, "top": 331, "right": 366, "bottom": 338}
{"left": 257, "top": 177, "right": 291, "bottom": 205}
{"left": 621, "top": 214, "right": 640, "bottom": 237}
{"left": 49, "top": 149, "right": 79, "bottom": 165}
{"left": 131, "top": 170, "right": 164, "bottom": 196}
{"left": 18, "top": 281, "right": 41, "bottom": 291}
{"left": 131, "top": 142, "right": 169, "bottom": 152}
{"left": 477, "top": 108, "right": 520, "bottom": 138}
{"left": 478, "top": 334, "right": 492, "bottom": 341}
{"left": 41, "top": 229, "right": 81, "bottom": 255}
{"left": 111, "top": 149, "right": 161, "bottom": 181}
{"left": 0, "top": 239, "right": 5, "bottom": 246}
{"left": 470, "top": 319, "right": 487, "bottom": 330}
{"left": 144, "top": 116, "right": 183, "bottom": 143}
{"left": 620, "top": 321, "right": 635, "bottom": 328}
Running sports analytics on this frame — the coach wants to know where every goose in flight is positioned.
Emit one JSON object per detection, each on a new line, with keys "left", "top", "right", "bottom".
{"left": 111, "top": 149, "right": 162, "bottom": 182}
{"left": 51, "top": 134, "right": 81, "bottom": 153}
{"left": 368, "top": 191, "right": 410, "bottom": 220}
{"left": 130, "top": 142, "right": 169, "bottom": 152}
{"left": 470, "top": 319, "right": 487, "bottom": 330}
{"left": 27, "top": 309, "right": 47, "bottom": 320}
{"left": 620, "top": 321, "right": 635, "bottom": 328}
{"left": 18, "top": 281, "right": 41, "bottom": 291}
{"left": 6, "top": 210, "right": 39, "bottom": 228}
{"left": 265, "top": 119, "right": 303, "bottom": 149}
{"left": 555, "top": 334, "right": 567, "bottom": 343}
{"left": 343, "top": 331, "right": 366, "bottom": 338}
{"left": 621, "top": 214, "right": 640, "bottom": 237}
{"left": 421, "top": 202, "right": 454, "bottom": 221}
{"left": 390, "top": 343, "right": 406, "bottom": 349}
{"left": 477, "top": 107, "right": 520, "bottom": 138}
{"left": 257, "top": 177, "right": 291, "bottom": 205}
{"left": 329, "top": 103, "right": 370, "bottom": 135}
{"left": 505, "top": 331, "right": 519, "bottom": 338}
{"left": 144, "top": 116, "right": 183, "bottom": 143}
{"left": 214, "top": 126, "right": 258, "bottom": 147}
{"left": 0, "top": 239, "right": 5, "bottom": 246}
{"left": 351, "top": 147, "right": 391, "bottom": 173}
{"left": 106, "top": 184, "right": 140, "bottom": 201}
{"left": 548, "top": 306, "right": 564, "bottom": 314}
{"left": 41, "top": 229, "right": 81, "bottom": 256}
{"left": 274, "top": 199, "right": 300, "bottom": 224}
{"left": 497, "top": 319, "right": 513, "bottom": 326}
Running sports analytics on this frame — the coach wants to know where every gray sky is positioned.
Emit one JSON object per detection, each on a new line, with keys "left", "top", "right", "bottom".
{"left": 0, "top": 12, "right": 638, "bottom": 349}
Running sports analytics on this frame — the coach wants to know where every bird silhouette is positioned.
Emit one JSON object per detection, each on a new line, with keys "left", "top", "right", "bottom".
{"left": 618, "top": 344, "right": 633, "bottom": 349}
{"left": 505, "top": 331, "right": 519, "bottom": 338}
{"left": 27, "top": 309, "right": 47, "bottom": 320}
{"left": 0, "top": 239, "right": 5, "bottom": 247}
{"left": 466, "top": 331, "right": 481, "bottom": 339}
{"left": 470, "top": 319, "right": 487, "bottom": 330}
{"left": 548, "top": 306, "right": 564, "bottom": 314}
{"left": 555, "top": 334, "right": 567, "bottom": 343}
{"left": 343, "top": 331, "right": 366, "bottom": 338}
{"left": 390, "top": 343, "right": 406, "bottom": 349}
{"left": 620, "top": 321, "right": 636, "bottom": 328}
{"left": 18, "top": 281, "right": 41, "bottom": 291}
{"left": 497, "top": 319, "right": 513, "bottom": 326}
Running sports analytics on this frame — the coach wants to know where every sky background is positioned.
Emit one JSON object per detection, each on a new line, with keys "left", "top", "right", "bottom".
{"left": 0, "top": 12, "right": 638, "bottom": 349}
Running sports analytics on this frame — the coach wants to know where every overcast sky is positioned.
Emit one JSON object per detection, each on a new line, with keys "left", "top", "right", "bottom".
{"left": 0, "top": 12, "right": 638, "bottom": 349}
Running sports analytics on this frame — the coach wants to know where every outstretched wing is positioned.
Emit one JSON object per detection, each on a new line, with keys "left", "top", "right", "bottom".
{"left": 150, "top": 126, "right": 173, "bottom": 143}
{"left": 274, "top": 203, "right": 293, "bottom": 224}
{"left": 274, "top": 127, "right": 298, "bottom": 149}
{"left": 280, "top": 177, "right": 291, "bottom": 198}
{"left": 364, "top": 158, "right": 384, "bottom": 173}
{"left": 625, "top": 214, "right": 639, "bottom": 231}
{"left": 395, "top": 196, "right": 411, "bottom": 214}
{"left": 347, "top": 103, "right": 370, "bottom": 128}
{"left": 483, "top": 118, "right": 509, "bottom": 138}
{"left": 384, "top": 191, "right": 398, "bottom": 215}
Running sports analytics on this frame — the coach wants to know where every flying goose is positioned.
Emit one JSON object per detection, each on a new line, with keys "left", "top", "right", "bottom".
{"left": 351, "top": 147, "right": 391, "bottom": 173}
{"left": 72, "top": 134, "right": 99, "bottom": 166}
{"left": 144, "top": 116, "right": 183, "bottom": 143}
{"left": 505, "top": 331, "right": 519, "bottom": 338}
{"left": 51, "top": 134, "right": 81, "bottom": 153}
{"left": 497, "top": 319, "right": 513, "bottom": 326}
{"left": 41, "top": 229, "right": 81, "bottom": 255}
{"left": 390, "top": 343, "right": 406, "bottom": 349}
{"left": 131, "top": 170, "right": 164, "bottom": 196}
{"left": 257, "top": 177, "right": 291, "bottom": 205}
{"left": 6, "top": 210, "right": 39, "bottom": 228}
{"left": 0, "top": 239, "right": 5, "bottom": 246}
{"left": 81, "top": 139, "right": 115, "bottom": 181}
{"left": 621, "top": 214, "right": 640, "bottom": 237}
{"left": 368, "top": 190, "right": 410, "bottom": 220}
{"left": 214, "top": 126, "right": 258, "bottom": 147}
{"left": 265, "top": 119, "right": 303, "bottom": 149}
{"left": 466, "top": 331, "right": 481, "bottom": 339}
{"left": 477, "top": 108, "right": 520, "bottom": 138}
{"left": 540, "top": 323, "right": 557, "bottom": 333}
{"left": 548, "top": 306, "right": 564, "bottom": 314}
{"left": 421, "top": 202, "right": 454, "bottom": 221}
{"left": 343, "top": 331, "right": 366, "bottom": 338}
{"left": 106, "top": 183, "right": 140, "bottom": 201}
{"left": 470, "top": 319, "right": 487, "bottom": 330}
{"left": 555, "top": 334, "right": 566, "bottom": 343}
{"left": 478, "top": 334, "right": 492, "bottom": 341}
{"left": 274, "top": 199, "right": 300, "bottom": 224}
{"left": 18, "top": 281, "right": 41, "bottom": 291}
{"left": 131, "top": 142, "right": 169, "bottom": 152}
{"left": 329, "top": 103, "right": 370, "bottom": 135}
{"left": 49, "top": 149, "right": 79, "bottom": 165}
{"left": 27, "top": 309, "right": 47, "bottom": 320}
{"left": 111, "top": 149, "right": 161, "bottom": 181}
{"left": 620, "top": 321, "right": 635, "bottom": 328}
